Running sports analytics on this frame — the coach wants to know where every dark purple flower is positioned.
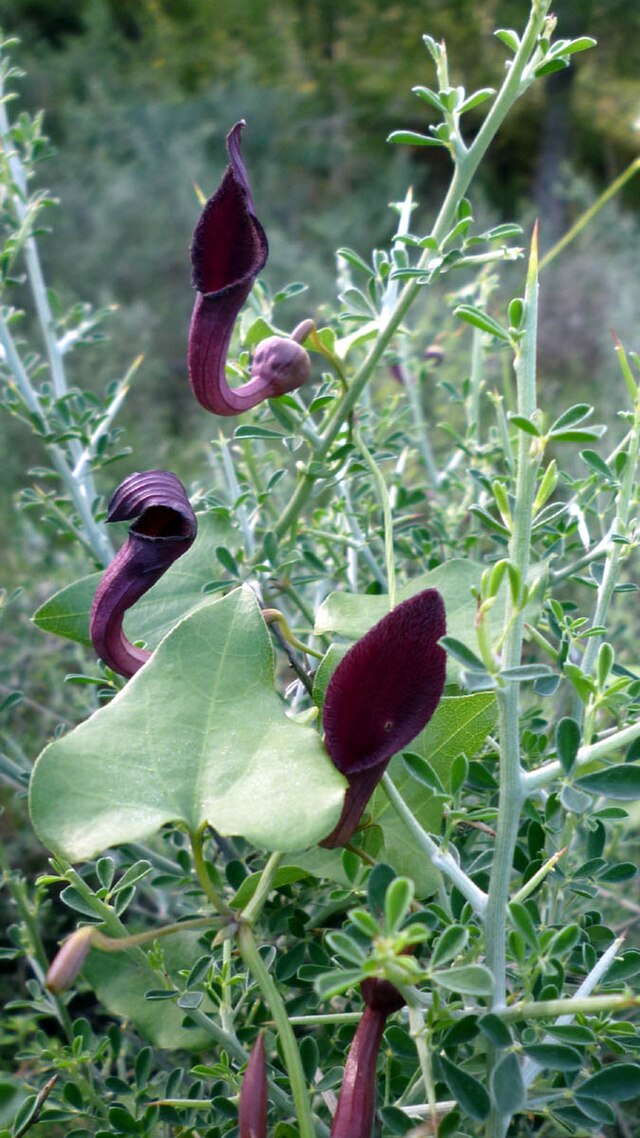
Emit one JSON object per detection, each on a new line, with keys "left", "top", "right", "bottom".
{"left": 89, "top": 471, "right": 197, "bottom": 679}
{"left": 330, "top": 978, "right": 406, "bottom": 1138}
{"left": 321, "top": 588, "right": 446, "bottom": 848}
{"left": 188, "top": 121, "right": 312, "bottom": 415}
{"left": 238, "top": 1032, "right": 268, "bottom": 1138}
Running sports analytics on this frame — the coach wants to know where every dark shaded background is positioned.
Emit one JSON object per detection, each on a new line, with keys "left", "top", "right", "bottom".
{"left": 0, "top": 0, "right": 639, "bottom": 544}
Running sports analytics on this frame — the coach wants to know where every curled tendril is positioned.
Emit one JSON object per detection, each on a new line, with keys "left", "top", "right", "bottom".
{"left": 188, "top": 120, "right": 313, "bottom": 415}
{"left": 321, "top": 588, "right": 447, "bottom": 848}
{"left": 89, "top": 471, "right": 197, "bottom": 679}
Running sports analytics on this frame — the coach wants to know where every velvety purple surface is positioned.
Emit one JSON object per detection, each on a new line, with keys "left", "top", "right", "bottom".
{"left": 323, "top": 588, "right": 447, "bottom": 775}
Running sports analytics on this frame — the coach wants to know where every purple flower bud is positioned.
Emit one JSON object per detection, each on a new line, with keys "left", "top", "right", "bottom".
{"left": 46, "top": 926, "right": 96, "bottom": 993}
{"left": 424, "top": 342, "right": 444, "bottom": 365}
{"left": 250, "top": 319, "right": 313, "bottom": 396}
{"left": 89, "top": 471, "right": 197, "bottom": 679}
{"left": 321, "top": 589, "right": 446, "bottom": 848}
{"left": 188, "top": 121, "right": 312, "bottom": 415}
{"left": 238, "top": 1032, "right": 268, "bottom": 1138}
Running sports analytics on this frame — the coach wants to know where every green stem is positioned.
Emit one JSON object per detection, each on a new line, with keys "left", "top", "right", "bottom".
{"left": 340, "top": 478, "right": 388, "bottom": 589}
{"left": 0, "top": 309, "right": 112, "bottom": 564}
{"left": 190, "top": 827, "right": 230, "bottom": 915}
{"left": 510, "top": 848, "right": 565, "bottom": 905}
{"left": 496, "top": 991, "right": 638, "bottom": 1023}
{"left": 262, "top": 610, "right": 323, "bottom": 660}
{"left": 0, "top": 83, "right": 113, "bottom": 566}
{"left": 287, "top": 1013, "right": 361, "bottom": 1026}
{"left": 274, "top": 1, "right": 552, "bottom": 540}
{"left": 220, "top": 937, "right": 235, "bottom": 1035}
{"left": 91, "top": 915, "right": 223, "bottom": 951}
{"left": 484, "top": 228, "right": 540, "bottom": 1137}
{"left": 381, "top": 773, "right": 487, "bottom": 918}
{"left": 467, "top": 274, "right": 494, "bottom": 449}
{"left": 59, "top": 862, "right": 160, "bottom": 946}
{"left": 549, "top": 523, "right": 616, "bottom": 583}
{"left": 521, "top": 935, "right": 624, "bottom": 1089}
{"left": 575, "top": 360, "right": 640, "bottom": 720}
{"left": 219, "top": 434, "right": 255, "bottom": 558}
{"left": 405, "top": 368, "right": 441, "bottom": 487}
{"left": 523, "top": 717, "right": 640, "bottom": 794}
{"left": 237, "top": 921, "right": 316, "bottom": 1138}
{"left": 407, "top": 1004, "right": 438, "bottom": 1132}
{"left": 485, "top": 228, "right": 540, "bottom": 984}
{"left": 539, "top": 157, "right": 640, "bottom": 270}
{"left": 71, "top": 360, "right": 138, "bottom": 483}
{"left": 354, "top": 424, "right": 396, "bottom": 607}
{"left": 240, "top": 851, "right": 284, "bottom": 925}
{"left": 0, "top": 839, "right": 74, "bottom": 1042}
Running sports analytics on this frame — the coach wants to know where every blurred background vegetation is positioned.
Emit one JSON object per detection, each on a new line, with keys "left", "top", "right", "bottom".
{"left": 1, "top": 0, "right": 639, "bottom": 480}
{"left": 0, "top": 0, "right": 639, "bottom": 762}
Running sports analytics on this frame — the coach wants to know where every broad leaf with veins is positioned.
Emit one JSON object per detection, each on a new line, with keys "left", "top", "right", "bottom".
{"left": 29, "top": 587, "right": 345, "bottom": 861}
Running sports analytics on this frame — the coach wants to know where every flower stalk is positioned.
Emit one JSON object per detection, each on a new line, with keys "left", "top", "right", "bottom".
{"left": 236, "top": 920, "right": 317, "bottom": 1138}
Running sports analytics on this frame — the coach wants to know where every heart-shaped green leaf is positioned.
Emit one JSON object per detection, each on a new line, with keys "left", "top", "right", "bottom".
{"left": 83, "top": 931, "right": 218, "bottom": 1049}
{"left": 411, "top": 693, "right": 497, "bottom": 786}
{"left": 29, "top": 587, "right": 345, "bottom": 861}
{"left": 314, "top": 560, "right": 545, "bottom": 683}
{"left": 314, "top": 560, "right": 498, "bottom": 683}
{"left": 314, "top": 560, "right": 481, "bottom": 641}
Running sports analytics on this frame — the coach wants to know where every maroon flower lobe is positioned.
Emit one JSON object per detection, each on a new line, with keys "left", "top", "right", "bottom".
{"left": 188, "top": 121, "right": 312, "bottom": 415}
{"left": 321, "top": 588, "right": 446, "bottom": 847}
{"left": 238, "top": 1032, "right": 268, "bottom": 1138}
{"left": 89, "top": 470, "right": 197, "bottom": 679}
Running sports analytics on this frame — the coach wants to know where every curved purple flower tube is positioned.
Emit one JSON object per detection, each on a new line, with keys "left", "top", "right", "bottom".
{"left": 188, "top": 121, "right": 312, "bottom": 415}
{"left": 89, "top": 471, "right": 197, "bottom": 679}
{"left": 321, "top": 588, "right": 446, "bottom": 848}
{"left": 330, "top": 977, "right": 406, "bottom": 1138}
